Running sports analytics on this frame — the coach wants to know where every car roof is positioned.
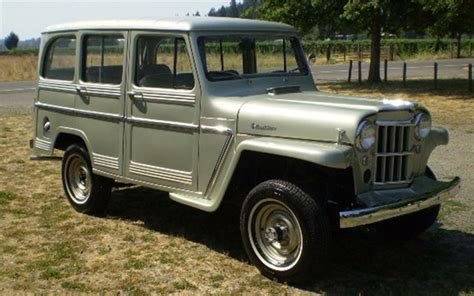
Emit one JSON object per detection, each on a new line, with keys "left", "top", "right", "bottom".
{"left": 43, "top": 17, "right": 296, "bottom": 34}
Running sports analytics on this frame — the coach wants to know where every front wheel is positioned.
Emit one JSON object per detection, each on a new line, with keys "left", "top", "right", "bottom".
{"left": 240, "top": 180, "right": 331, "bottom": 283}
{"left": 62, "top": 144, "right": 112, "bottom": 214}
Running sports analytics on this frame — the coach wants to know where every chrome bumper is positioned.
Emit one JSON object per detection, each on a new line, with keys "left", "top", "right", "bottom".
{"left": 339, "top": 176, "right": 461, "bottom": 229}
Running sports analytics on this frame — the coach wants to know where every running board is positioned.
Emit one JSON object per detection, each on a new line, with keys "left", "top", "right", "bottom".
{"left": 30, "top": 155, "right": 62, "bottom": 161}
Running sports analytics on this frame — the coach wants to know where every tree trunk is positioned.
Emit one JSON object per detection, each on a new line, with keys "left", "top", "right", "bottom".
{"left": 456, "top": 34, "right": 462, "bottom": 59}
{"left": 368, "top": 14, "right": 382, "bottom": 83}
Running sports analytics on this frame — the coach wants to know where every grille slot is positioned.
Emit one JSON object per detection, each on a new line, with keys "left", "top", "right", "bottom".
{"left": 375, "top": 123, "right": 414, "bottom": 184}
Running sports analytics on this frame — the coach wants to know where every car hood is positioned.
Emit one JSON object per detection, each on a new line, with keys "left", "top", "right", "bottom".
{"left": 237, "top": 91, "right": 416, "bottom": 144}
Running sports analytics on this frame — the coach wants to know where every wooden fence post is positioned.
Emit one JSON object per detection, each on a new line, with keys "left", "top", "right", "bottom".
{"left": 403, "top": 62, "right": 407, "bottom": 85}
{"left": 348, "top": 60, "right": 353, "bottom": 83}
{"left": 358, "top": 61, "right": 362, "bottom": 84}
{"left": 384, "top": 59, "right": 388, "bottom": 82}
{"left": 434, "top": 62, "right": 438, "bottom": 90}
{"left": 343, "top": 45, "right": 347, "bottom": 61}
{"left": 469, "top": 63, "right": 473, "bottom": 92}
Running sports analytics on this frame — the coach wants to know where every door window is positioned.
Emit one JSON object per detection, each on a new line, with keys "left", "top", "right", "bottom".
{"left": 83, "top": 35, "right": 125, "bottom": 84}
{"left": 135, "top": 36, "right": 195, "bottom": 90}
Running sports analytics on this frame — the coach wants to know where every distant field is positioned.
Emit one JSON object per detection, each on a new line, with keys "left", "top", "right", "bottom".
{"left": 0, "top": 83, "right": 473, "bottom": 294}
{"left": 0, "top": 55, "right": 37, "bottom": 82}
{"left": 1, "top": 38, "right": 473, "bottom": 82}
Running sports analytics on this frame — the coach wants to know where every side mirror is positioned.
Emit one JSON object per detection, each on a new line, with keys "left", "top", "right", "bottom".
{"left": 307, "top": 53, "right": 316, "bottom": 65}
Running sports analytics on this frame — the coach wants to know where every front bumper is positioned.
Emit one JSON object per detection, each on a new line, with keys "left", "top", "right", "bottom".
{"left": 339, "top": 176, "right": 461, "bottom": 228}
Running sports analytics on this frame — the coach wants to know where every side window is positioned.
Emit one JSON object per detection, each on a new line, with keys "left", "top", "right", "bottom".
{"left": 83, "top": 35, "right": 125, "bottom": 85}
{"left": 135, "top": 36, "right": 195, "bottom": 90}
{"left": 42, "top": 36, "right": 76, "bottom": 81}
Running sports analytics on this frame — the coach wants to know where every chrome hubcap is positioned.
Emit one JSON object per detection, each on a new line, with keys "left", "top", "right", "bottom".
{"left": 248, "top": 198, "right": 303, "bottom": 271}
{"left": 65, "top": 155, "right": 91, "bottom": 204}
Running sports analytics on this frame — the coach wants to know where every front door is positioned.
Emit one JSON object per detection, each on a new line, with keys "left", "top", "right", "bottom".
{"left": 124, "top": 31, "right": 199, "bottom": 191}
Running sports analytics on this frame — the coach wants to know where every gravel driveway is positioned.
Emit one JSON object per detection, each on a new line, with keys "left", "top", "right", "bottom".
{"left": 429, "top": 124, "right": 474, "bottom": 232}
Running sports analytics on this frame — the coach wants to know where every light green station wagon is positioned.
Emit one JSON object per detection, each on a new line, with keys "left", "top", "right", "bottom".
{"left": 31, "top": 17, "right": 460, "bottom": 282}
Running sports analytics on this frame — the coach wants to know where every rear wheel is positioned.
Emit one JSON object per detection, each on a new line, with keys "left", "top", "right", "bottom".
{"left": 62, "top": 144, "right": 112, "bottom": 214}
{"left": 376, "top": 166, "right": 440, "bottom": 240}
{"left": 240, "top": 180, "right": 331, "bottom": 283}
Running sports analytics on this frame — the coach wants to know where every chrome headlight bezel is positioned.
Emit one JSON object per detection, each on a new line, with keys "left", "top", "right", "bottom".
{"left": 356, "top": 120, "right": 376, "bottom": 152}
{"left": 415, "top": 112, "right": 431, "bottom": 140}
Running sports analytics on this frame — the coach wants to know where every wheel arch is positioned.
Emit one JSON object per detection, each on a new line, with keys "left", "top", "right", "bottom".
{"left": 53, "top": 127, "right": 92, "bottom": 156}
{"left": 213, "top": 137, "right": 355, "bottom": 211}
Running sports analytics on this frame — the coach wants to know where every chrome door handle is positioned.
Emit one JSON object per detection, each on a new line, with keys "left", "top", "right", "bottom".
{"left": 127, "top": 91, "right": 143, "bottom": 100}
{"left": 75, "top": 86, "right": 87, "bottom": 95}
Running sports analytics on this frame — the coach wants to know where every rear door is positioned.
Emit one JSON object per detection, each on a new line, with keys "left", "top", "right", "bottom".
{"left": 124, "top": 31, "right": 200, "bottom": 191}
{"left": 75, "top": 31, "right": 128, "bottom": 176}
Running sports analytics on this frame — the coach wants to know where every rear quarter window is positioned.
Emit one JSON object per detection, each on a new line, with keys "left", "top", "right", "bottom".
{"left": 42, "top": 36, "right": 77, "bottom": 81}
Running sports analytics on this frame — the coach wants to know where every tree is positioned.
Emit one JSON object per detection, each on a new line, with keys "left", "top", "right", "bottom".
{"left": 229, "top": 0, "right": 239, "bottom": 17}
{"left": 208, "top": 0, "right": 263, "bottom": 18}
{"left": 217, "top": 5, "right": 227, "bottom": 17}
{"left": 253, "top": 0, "right": 426, "bottom": 83}
{"left": 422, "top": 0, "right": 474, "bottom": 58}
{"left": 208, "top": 8, "right": 217, "bottom": 16}
{"left": 193, "top": 11, "right": 201, "bottom": 16}
{"left": 4, "top": 32, "right": 19, "bottom": 50}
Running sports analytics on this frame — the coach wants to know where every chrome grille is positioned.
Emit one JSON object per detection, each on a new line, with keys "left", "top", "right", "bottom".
{"left": 375, "top": 122, "right": 415, "bottom": 185}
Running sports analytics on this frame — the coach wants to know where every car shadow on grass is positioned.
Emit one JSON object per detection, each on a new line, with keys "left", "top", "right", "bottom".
{"left": 106, "top": 186, "right": 474, "bottom": 295}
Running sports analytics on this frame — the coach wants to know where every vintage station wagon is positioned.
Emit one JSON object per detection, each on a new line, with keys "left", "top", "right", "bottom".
{"left": 31, "top": 17, "right": 460, "bottom": 282}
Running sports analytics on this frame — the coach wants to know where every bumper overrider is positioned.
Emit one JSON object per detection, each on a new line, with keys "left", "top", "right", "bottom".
{"left": 339, "top": 176, "right": 461, "bottom": 228}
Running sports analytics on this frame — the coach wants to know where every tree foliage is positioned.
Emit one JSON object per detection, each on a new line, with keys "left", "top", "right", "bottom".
{"left": 4, "top": 32, "right": 19, "bottom": 50}
{"left": 207, "top": 0, "right": 474, "bottom": 82}
{"left": 422, "top": 0, "right": 474, "bottom": 57}
{"left": 208, "top": 0, "right": 261, "bottom": 18}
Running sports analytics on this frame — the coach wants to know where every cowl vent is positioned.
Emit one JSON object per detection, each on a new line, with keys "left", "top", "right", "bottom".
{"left": 266, "top": 85, "right": 301, "bottom": 95}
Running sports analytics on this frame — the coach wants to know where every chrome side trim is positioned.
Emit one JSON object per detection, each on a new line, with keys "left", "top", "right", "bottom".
{"left": 34, "top": 137, "right": 52, "bottom": 151}
{"left": 35, "top": 102, "right": 203, "bottom": 132}
{"left": 140, "top": 91, "right": 195, "bottom": 105}
{"left": 340, "top": 177, "right": 461, "bottom": 228}
{"left": 81, "top": 85, "right": 121, "bottom": 98}
{"left": 92, "top": 153, "right": 119, "bottom": 170}
{"left": 201, "top": 125, "right": 233, "bottom": 135}
{"left": 129, "top": 161, "right": 192, "bottom": 185}
{"left": 35, "top": 102, "right": 123, "bottom": 122}
{"left": 38, "top": 81, "right": 77, "bottom": 93}
{"left": 201, "top": 126, "right": 234, "bottom": 197}
{"left": 128, "top": 116, "right": 199, "bottom": 132}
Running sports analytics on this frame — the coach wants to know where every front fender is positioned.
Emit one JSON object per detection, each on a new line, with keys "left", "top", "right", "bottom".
{"left": 427, "top": 126, "right": 449, "bottom": 147}
{"left": 236, "top": 137, "right": 353, "bottom": 169}
{"left": 414, "top": 127, "right": 449, "bottom": 175}
{"left": 201, "top": 136, "right": 353, "bottom": 212}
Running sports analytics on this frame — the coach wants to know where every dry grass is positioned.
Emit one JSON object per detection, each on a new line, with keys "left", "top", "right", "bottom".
{"left": 319, "top": 79, "right": 474, "bottom": 126}
{"left": 0, "top": 56, "right": 38, "bottom": 82}
{"left": 0, "top": 86, "right": 474, "bottom": 294}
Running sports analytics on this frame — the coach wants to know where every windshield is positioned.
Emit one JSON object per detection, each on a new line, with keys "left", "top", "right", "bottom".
{"left": 198, "top": 36, "right": 309, "bottom": 81}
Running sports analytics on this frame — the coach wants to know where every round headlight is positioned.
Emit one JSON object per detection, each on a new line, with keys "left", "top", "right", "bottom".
{"left": 356, "top": 120, "right": 376, "bottom": 151}
{"left": 415, "top": 112, "right": 431, "bottom": 140}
